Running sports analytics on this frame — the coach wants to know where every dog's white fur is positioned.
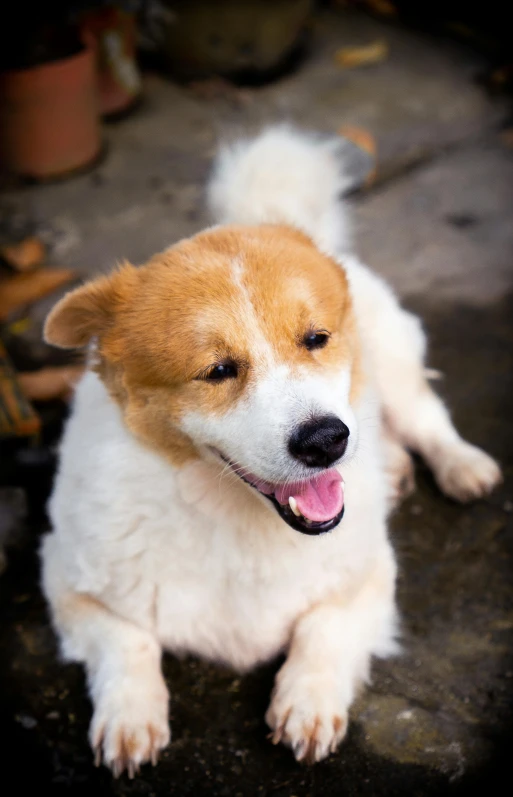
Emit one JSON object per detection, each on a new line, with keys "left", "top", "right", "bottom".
{"left": 41, "top": 126, "right": 501, "bottom": 773}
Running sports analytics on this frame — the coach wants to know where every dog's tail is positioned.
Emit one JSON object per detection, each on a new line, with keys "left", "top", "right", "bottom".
{"left": 207, "top": 125, "right": 352, "bottom": 254}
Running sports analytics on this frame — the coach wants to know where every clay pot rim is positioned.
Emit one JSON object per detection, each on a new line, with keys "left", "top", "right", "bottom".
{"left": 0, "top": 42, "right": 92, "bottom": 80}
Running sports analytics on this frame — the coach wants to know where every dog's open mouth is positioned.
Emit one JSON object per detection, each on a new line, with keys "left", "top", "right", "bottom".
{"left": 217, "top": 453, "right": 344, "bottom": 535}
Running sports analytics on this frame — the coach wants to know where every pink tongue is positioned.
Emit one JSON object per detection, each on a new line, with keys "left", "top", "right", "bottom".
{"left": 275, "top": 469, "right": 344, "bottom": 522}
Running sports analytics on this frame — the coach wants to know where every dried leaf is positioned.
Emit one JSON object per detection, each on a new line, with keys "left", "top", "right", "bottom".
{"left": 335, "top": 40, "right": 388, "bottom": 69}
{"left": 338, "top": 124, "right": 378, "bottom": 186}
{"left": 338, "top": 125, "right": 377, "bottom": 157}
{"left": 1, "top": 237, "right": 46, "bottom": 272}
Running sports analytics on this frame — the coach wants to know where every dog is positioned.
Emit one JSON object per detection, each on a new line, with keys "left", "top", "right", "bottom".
{"left": 41, "top": 126, "right": 501, "bottom": 775}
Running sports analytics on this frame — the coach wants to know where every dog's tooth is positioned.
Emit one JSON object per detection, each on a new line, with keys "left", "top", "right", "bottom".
{"left": 304, "top": 518, "right": 313, "bottom": 525}
{"left": 288, "top": 496, "right": 301, "bottom": 517}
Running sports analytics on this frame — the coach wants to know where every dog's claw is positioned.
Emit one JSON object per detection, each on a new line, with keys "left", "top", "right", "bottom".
{"left": 270, "top": 707, "right": 290, "bottom": 745}
{"left": 293, "top": 739, "right": 306, "bottom": 761}
{"left": 272, "top": 724, "right": 286, "bottom": 745}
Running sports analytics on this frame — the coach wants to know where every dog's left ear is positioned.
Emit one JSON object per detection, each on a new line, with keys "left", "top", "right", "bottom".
{"left": 44, "top": 263, "right": 138, "bottom": 349}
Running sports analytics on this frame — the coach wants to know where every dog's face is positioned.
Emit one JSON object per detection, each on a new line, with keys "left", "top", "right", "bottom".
{"left": 46, "top": 225, "right": 362, "bottom": 534}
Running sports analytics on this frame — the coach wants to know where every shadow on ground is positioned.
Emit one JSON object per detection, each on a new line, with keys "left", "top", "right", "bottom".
{"left": 1, "top": 293, "right": 512, "bottom": 796}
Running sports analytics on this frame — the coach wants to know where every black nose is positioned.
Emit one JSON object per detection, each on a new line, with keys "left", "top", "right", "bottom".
{"left": 289, "top": 416, "right": 349, "bottom": 468}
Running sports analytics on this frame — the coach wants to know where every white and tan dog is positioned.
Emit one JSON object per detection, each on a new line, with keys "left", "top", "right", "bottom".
{"left": 41, "top": 127, "right": 501, "bottom": 775}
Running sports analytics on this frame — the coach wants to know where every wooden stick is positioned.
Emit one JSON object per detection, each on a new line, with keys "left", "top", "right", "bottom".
{"left": 0, "top": 340, "right": 40, "bottom": 437}
{"left": 18, "top": 365, "right": 85, "bottom": 402}
{"left": 0, "top": 268, "right": 75, "bottom": 320}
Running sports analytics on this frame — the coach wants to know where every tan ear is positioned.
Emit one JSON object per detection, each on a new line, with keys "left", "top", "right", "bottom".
{"left": 44, "top": 264, "right": 137, "bottom": 349}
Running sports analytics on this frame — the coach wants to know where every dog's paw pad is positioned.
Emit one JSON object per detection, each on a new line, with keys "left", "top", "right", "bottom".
{"left": 435, "top": 442, "right": 502, "bottom": 503}
{"left": 90, "top": 678, "right": 170, "bottom": 776}
{"left": 266, "top": 675, "right": 348, "bottom": 763}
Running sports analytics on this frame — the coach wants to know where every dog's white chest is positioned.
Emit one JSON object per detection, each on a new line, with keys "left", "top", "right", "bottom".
{"left": 118, "top": 462, "right": 347, "bottom": 669}
{"left": 148, "top": 516, "right": 340, "bottom": 671}
{"left": 137, "top": 470, "right": 370, "bottom": 671}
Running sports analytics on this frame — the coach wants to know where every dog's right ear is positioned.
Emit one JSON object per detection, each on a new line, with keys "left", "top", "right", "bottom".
{"left": 44, "top": 263, "right": 138, "bottom": 349}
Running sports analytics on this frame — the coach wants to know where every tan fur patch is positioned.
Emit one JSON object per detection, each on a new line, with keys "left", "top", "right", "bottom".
{"left": 45, "top": 225, "right": 363, "bottom": 465}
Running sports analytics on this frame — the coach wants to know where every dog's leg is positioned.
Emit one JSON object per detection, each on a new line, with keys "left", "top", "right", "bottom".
{"left": 348, "top": 260, "right": 502, "bottom": 502}
{"left": 376, "top": 309, "right": 501, "bottom": 502}
{"left": 48, "top": 589, "right": 170, "bottom": 776}
{"left": 266, "top": 548, "right": 397, "bottom": 763}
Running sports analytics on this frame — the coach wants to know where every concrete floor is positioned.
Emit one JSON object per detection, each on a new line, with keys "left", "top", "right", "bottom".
{"left": 1, "top": 8, "right": 513, "bottom": 796}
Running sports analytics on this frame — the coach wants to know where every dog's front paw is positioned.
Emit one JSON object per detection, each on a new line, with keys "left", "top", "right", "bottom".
{"left": 434, "top": 441, "right": 502, "bottom": 502}
{"left": 90, "top": 674, "right": 170, "bottom": 777}
{"left": 266, "top": 672, "right": 348, "bottom": 764}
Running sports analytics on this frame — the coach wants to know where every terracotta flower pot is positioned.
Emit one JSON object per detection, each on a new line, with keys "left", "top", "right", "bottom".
{"left": 82, "top": 8, "right": 141, "bottom": 118}
{"left": 0, "top": 46, "right": 101, "bottom": 180}
{"left": 148, "top": 0, "right": 314, "bottom": 80}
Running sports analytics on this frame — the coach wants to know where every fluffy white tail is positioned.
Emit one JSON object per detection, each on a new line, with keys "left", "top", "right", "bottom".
{"left": 207, "top": 126, "right": 352, "bottom": 254}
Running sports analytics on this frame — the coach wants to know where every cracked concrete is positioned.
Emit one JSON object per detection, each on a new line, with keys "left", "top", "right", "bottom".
{"left": 1, "top": 7, "right": 512, "bottom": 796}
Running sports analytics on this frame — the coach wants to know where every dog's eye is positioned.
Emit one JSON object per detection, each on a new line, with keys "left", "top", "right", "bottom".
{"left": 204, "top": 361, "right": 238, "bottom": 382}
{"left": 302, "top": 331, "right": 330, "bottom": 351}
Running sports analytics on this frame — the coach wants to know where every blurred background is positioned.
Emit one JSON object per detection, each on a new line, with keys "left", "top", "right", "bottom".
{"left": 0, "top": 2, "right": 512, "bottom": 795}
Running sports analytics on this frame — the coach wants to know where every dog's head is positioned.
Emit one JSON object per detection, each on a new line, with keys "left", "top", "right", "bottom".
{"left": 46, "top": 225, "right": 363, "bottom": 534}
